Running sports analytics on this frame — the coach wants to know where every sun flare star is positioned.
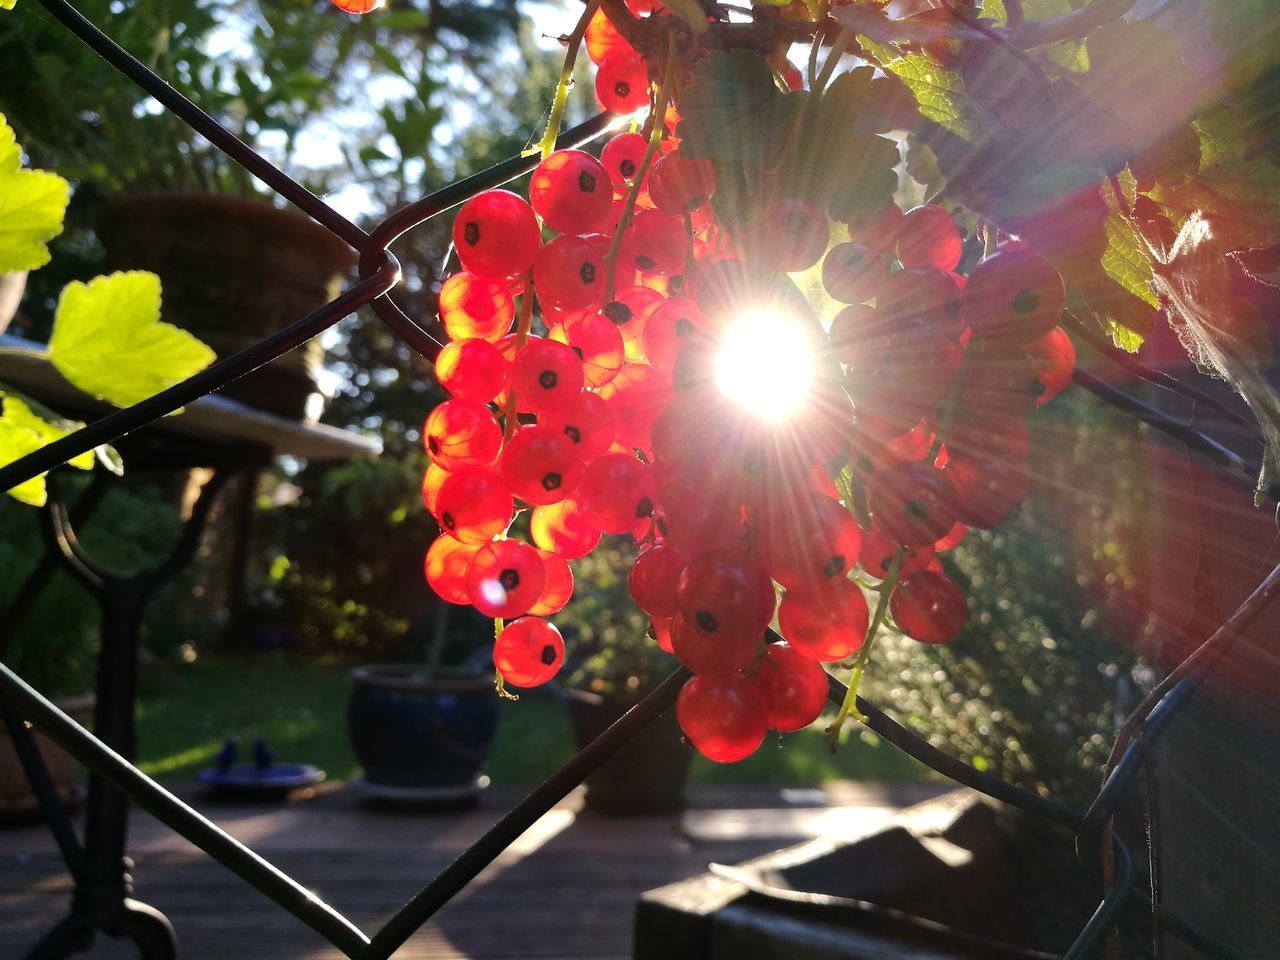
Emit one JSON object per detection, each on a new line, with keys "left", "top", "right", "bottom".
{"left": 714, "top": 310, "right": 816, "bottom": 423}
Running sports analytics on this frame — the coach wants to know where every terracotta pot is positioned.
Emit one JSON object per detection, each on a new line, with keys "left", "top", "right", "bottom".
{"left": 566, "top": 688, "right": 691, "bottom": 816}
{"left": 96, "top": 194, "right": 355, "bottom": 420}
{"left": 0, "top": 692, "right": 94, "bottom": 823}
{"left": 0, "top": 270, "right": 28, "bottom": 335}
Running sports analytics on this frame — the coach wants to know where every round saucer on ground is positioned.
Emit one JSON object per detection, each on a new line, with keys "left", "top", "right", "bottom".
{"left": 196, "top": 763, "right": 326, "bottom": 795}
{"left": 351, "top": 774, "right": 490, "bottom": 803}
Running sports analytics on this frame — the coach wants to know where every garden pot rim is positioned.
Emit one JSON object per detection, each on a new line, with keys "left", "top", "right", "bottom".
{"left": 351, "top": 664, "right": 493, "bottom": 694}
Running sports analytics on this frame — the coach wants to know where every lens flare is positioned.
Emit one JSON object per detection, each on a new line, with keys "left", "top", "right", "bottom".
{"left": 714, "top": 310, "right": 815, "bottom": 422}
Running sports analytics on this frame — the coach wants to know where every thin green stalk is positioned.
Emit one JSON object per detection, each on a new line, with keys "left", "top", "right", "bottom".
{"left": 501, "top": 276, "right": 536, "bottom": 443}
{"left": 533, "top": 0, "right": 603, "bottom": 159}
{"left": 827, "top": 549, "right": 902, "bottom": 747}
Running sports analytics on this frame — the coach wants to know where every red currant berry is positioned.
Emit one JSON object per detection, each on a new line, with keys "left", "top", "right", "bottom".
{"left": 585, "top": 6, "right": 627, "bottom": 65}
{"left": 528, "top": 551, "right": 574, "bottom": 616}
{"left": 676, "top": 551, "right": 775, "bottom": 644}
{"left": 452, "top": 190, "right": 542, "bottom": 279}
{"left": 629, "top": 541, "right": 686, "bottom": 618}
{"left": 642, "top": 298, "right": 707, "bottom": 370}
{"left": 601, "top": 285, "right": 664, "bottom": 358}
{"left": 756, "top": 198, "right": 829, "bottom": 272}
{"left": 777, "top": 580, "right": 869, "bottom": 662}
{"left": 420, "top": 462, "right": 450, "bottom": 516}
{"left": 648, "top": 154, "right": 717, "bottom": 214}
{"left": 595, "top": 47, "right": 649, "bottom": 115}
{"left": 435, "top": 337, "right": 510, "bottom": 403}
{"left": 671, "top": 612, "right": 758, "bottom": 676}
{"left": 494, "top": 617, "right": 565, "bottom": 687}
{"left": 530, "top": 497, "right": 601, "bottom": 558}
{"left": 549, "top": 310, "right": 625, "bottom": 388}
{"left": 890, "top": 570, "right": 966, "bottom": 644}
{"left": 618, "top": 209, "right": 686, "bottom": 277}
{"left": 676, "top": 674, "right": 767, "bottom": 763}
{"left": 858, "top": 525, "right": 936, "bottom": 580}
{"left": 895, "top": 204, "right": 962, "bottom": 272}
{"left": 529, "top": 149, "right": 612, "bottom": 235}
{"left": 577, "top": 452, "right": 655, "bottom": 535}
{"left": 466, "top": 539, "right": 546, "bottom": 618}
{"left": 533, "top": 234, "right": 607, "bottom": 311}
{"left": 331, "top": 0, "right": 382, "bottom": 12}
{"left": 751, "top": 642, "right": 829, "bottom": 732}
{"left": 1024, "top": 326, "right": 1075, "bottom": 405}
{"left": 822, "top": 242, "right": 886, "bottom": 304}
{"left": 755, "top": 493, "right": 863, "bottom": 591}
{"left": 600, "top": 132, "right": 648, "bottom": 187}
{"left": 433, "top": 466, "right": 513, "bottom": 544}
{"left": 847, "top": 200, "right": 904, "bottom": 251}
{"left": 499, "top": 425, "right": 585, "bottom": 506}
{"left": 438, "top": 272, "right": 515, "bottom": 342}
{"left": 867, "top": 461, "right": 957, "bottom": 547}
{"left": 423, "top": 399, "right": 502, "bottom": 470}
{"left": 651, "top": 616, "right": 674, "bottom": 654}
{"left": 511, "top": 337, "right": 585, "bottom": 414}
{"left": 424, "top": 535, "right": 481, "bottom": 605}
{"left": 596, "top": 362, "right": 672, "bottom": 451}
{"left": 539, "top": 390, "right": 616, "bottom": 461}
{"left": 963, "top": 246, "right": 1066, "bottom": 345}
{"left": 943, "top": 453, "right": 1029, "bottom": 529}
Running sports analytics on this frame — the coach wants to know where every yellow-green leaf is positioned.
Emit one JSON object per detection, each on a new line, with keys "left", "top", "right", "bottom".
{"left": 0, "top": 1, "right": 15, "bottom": 12}
{"left": 4, "top": 395, "right": 93, "bottom": 470}
{"left": 0, "top": 115, "right": 69, "bottom": 272}
{"left": 857, "top": 40, "right": 973, "bottom": 136}
{"left": 1101, "top": 212, "right": 1158, "bottom": 310}
{"left": 0, "top": 396, "right": 50, "bottom": 505}
{"left": 48, "top": 271, "right": 216, "bottom": 408}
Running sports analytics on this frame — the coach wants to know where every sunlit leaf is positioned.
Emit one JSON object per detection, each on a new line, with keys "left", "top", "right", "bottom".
{"left": 0, "top": 394, "right": 91, "bottom": 506}
{"left": 0, "top": 114, "right": 69, "bottom": 272}
{"left": 48, "top": 271, "right": 216, "bottom": 408}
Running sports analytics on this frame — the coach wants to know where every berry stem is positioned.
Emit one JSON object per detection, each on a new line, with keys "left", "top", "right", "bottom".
{"left": 501, "top": 275, "right": 536, "bottom": 443}
{"left": 493, "top": 619, "right": 519, "bottom": 700}
{"left": 602, "top": 31, "right": 679, "bottom": 303}
{"left": 533, "top": 0, "right": 603, "bottom": 160}
{"left": 826, "top": 548, "right": 902, "bottom": 748}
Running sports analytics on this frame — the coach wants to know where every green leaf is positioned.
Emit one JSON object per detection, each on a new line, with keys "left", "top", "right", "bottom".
{"left": 0, "top": 114, "right": 70, "bottom": 272}
{"left": 1101, "top": 211, "right": 1158, "bottom": 310}
{"left": 856, "top": 40, "right": 974, "bottom": 136}
{"left": 0, "top": 0, "right": 15, "bottom": 11}
{"left": 48, "top": 271, "right": 216, "bottom": 408}
{"left": 0, "top": 393, "right": 91, "bottom": 506}
{"left": 5, "top": 395, "right": 93, "bottom": 470}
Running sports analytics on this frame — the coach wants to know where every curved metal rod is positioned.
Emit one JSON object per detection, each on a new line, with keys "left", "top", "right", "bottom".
{"left": 826, "top": 675, "right": 1085, "bottom": 829}
{"left": 44, "top": 495, "right": 109, "bottom": 591}
{"left": 360, "top": 666, "right": 688, "bottom": 960}
{"left": 0, "top": 257, "right": 399, "bottom": 494}
{"left": 33, "top": 0, "right": 368, "bottom": 251}
{"left": 1065, "top": 317, "right": 1263, "bottom": 440}
{"left": 1071, "top": 366, "right": 1270, "bottom": 499}
{"left": 0, "top": 662, "right": 372, "bottom": 958}
{"left": 1062, "top": 836, "right": 1134, "bottom": 960}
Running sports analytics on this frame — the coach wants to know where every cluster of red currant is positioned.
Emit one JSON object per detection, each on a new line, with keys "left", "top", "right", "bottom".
{"left": 418, "top": 10, "right": 1076, "bottom": 764}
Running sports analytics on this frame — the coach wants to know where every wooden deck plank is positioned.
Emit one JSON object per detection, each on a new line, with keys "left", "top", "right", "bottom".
{"left": 0, "top": 782, "right": 947, "bottom": 958}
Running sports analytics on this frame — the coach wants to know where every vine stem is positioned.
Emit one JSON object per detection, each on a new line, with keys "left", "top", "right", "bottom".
{"left": 602, "top": 31, "right": 679, "bottom": 304}
{"left": 532, "top": 0, "right": 602, "bottom": 159}
{"left": 827, "top": 549, "right": 903, "bottom": 746}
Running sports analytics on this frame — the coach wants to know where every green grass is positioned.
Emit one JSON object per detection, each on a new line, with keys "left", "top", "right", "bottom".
{"left": 135, "top": 655, "right": 928, "bottom": 784}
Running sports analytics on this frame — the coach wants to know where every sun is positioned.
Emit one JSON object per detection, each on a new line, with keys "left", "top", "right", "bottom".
{"left": 713, "top": 309, "right": 817, "bottom": 423}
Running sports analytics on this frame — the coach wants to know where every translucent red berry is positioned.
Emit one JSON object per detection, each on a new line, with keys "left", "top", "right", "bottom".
{"left": 438, "top": 272, "right": 515, "bottom": 342}
{"left": 676, "top": 674, "right": 767, "bottom": 763}
{"left": 529, "top": 149, "right": 612, "bottom": 235}
{"left": 757, "top": 198, "right": 829, "bottom": 272}
{"left": 629, "top": 542, "right": 686, "bottom": 618}
{"left": 494, "top": 617, "right": 565, "bottom": 687}
{"left": 751, "top": 642, "right": 830, "bottom": 732}
{"left": 423, "top": 399, "right": 502, "bottom": 470}
{"left": 499, "top": 425, "right": 585, "bottom": 506}
{"left": 821, "top": 242, "right": 885, "bottom": 304}
{"left": 867, "top": 461, "right": 958, "bottom": 548}
{"left": 452, "top": 189, "right": 542, "bottom": 279}
{"left": 538, "top": 390, "right": 616, "bottom": 462}
{"left": 963, "top": 246, "right": 1066, "bottom": 345}
{"left": 618, "top": 209, "right": 686, "bottom": 277}
{"left": 648, "top": 154, "right": 717, "bottom": 214}
{"left": 777, "top": 580, "right": 869, "bottom": 662}
{"left": 577, "top": 452, "right": 654, "bottom": 535}
{"left": 466, "top": 539, "right": 546, "bottom": 618}
{"left": 511, "top": 337, "right": 585, "bottom": 414}
{"left": 549, "top": 310, "right": 625, "bottom": 388}
{"left": 595, "top": 48, "right": 649, "bottom": 115}
{"left": 435, "top": 338, "right": 510, "bottom": 403}
{"left": 433, "top": 466, "right": 513, "bottom": 544}
{"left": 530, "top": 497, "right": 601, "bottom": 558}
{"left": 600, "top": 132, "right": 648, "bottom": 187}
{"left": 890, "top": 570, "right": 966, "bottom": 644}
{"left": 528, "top": 552, "right": 574, "bottom": 616}
{"left": 424, "top": 535, "right": 481, "bottom": 605}
{"left": 895, "top": 204, "right": 962, "bottom": 272}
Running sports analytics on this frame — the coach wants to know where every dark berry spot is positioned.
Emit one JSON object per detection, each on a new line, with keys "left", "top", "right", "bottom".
{"left": 541, "top": 472, "right": 562, "bottom": 491}
{"left": 603, "top": 301, "right": 632, "bottom": 325}
{"left": 674, "top": 318, "right": 694, "bottom": 338}
{"left": 441, "top": 512, "right": 456, "bottom": 530}
{"left": 823, "top": 555, "right": 844, "bottom": 577}
{"left": 781, "top": 211, "right": 808, "bottom": 236}
{"left": 856, "top": 456, "right": 874, "bottom": 473}
{"left": 635, "top": 255, "right": 655, "bottom": 270}
{"left": 578, "top": 171, "right": 597, "bottom": 193}
{"left": 620, "top": 159, "right": 636, "bottom": 178}
{"left": 843, "top": 249, "right": 868, "bottom": 269}
{"left": 463, "top": 222, "right": 480, "bottom": 246}
{"left": 905, "top": 499, "right": 930, "bottom": 524}
{"left": 499, "top": 568, "right": 520, "bottom": 591}
{"left": 538, "top": 370, "right": 558, "bottom": 390}
{"left": 668, "top": 275, "right": 685, "bottom": 297}
{"left": 614, "top": 80, "right": 630, "bottom": 98}
{"left": 563, "top": 425, "right": 581, "bottom": 444}
{"left": 695, "top": 611, "right": 718, "bottom": 633}
{"left": 427, "top": 436, "right": 440, "bottom": 454}
{"left": 1011, "top": 288, "right": 1040, "bottom": 315}
{"left": 540, "top": 644, "right": 558, "bottom": 666}
{"left": 635, "top": 496, "right": 653, "bottom": 518}
{"left": 579, "top": 262, "right": 596, "bottom": 284}
{"left": 570, "top": 345, "right": 584, "bottom": 360}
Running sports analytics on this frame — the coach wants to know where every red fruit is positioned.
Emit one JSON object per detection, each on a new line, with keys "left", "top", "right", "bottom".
{"left": 424, "top": 536, "right": 481, "bottom": 604}
{"left": 528, "top": 552, "right": 574, "bottom": 616}
{"left": 648, "top": 154, "right": 717, "bottom": 214}
{"left": 596, "top": 362, "right": 672, "bottom": 451}
{"left": 943, "top": 453, "right": 1029, "bottom": 529}
{"left": 585, "top": 6, "right": 628, "bottom": 65}
{"left": 1024, "top": 326, "right": 1075, "bottom": 405}
{"left": 499, "top": 425, "right": 584, "bottom": 506}
{"left": 676, "top": 674, "right": 767, "bottom": 763}
{"left": 629, "top": 542, "right": 686, "bottom": 618}
{"left": 777, "top": 580, "right": 869, "bottom": 662}
{"left": 858, "top": 525, "right": 936, "bottom": 580}
{"left": 755, "top": 493, "right": 863, "bottom": 590}
{"left": 757, "top": 198, "right": 829, "bottom": 272}
{"left": 876, "top": 267, "right": 965, "bottom": 344}
{"left": 577, "top": 452, "right": 655, "bottom": 535}
{"left": 751, "top": 643, "right": 830, "bottom": 732}
{"left": 511, "top": 337, "right": 585, "bottom": 414}
{"left": 331, "top": 0, "right": 382, "bottom": 11}
{"left": 438, "top": 272, "right": 515, "bottom": 342}
{"left": 452, "top": 190, "right": 542, "bottom": 279}
{"left": 600, "top": 132, "right": 648, "bottom": 187}
{"left": 642, "top": 298, "right": 707, "bottom": 370}
{"left": 435, "top": 338, "right": 510, "bottom": 403}
{"left": 433, "top": 467, "right": 513, "bottom": 543}
{"left": 676, "top": 551, "right": 775, "bottom": 643}
{"left": 963, "top": 246, "right": 1066, "bottom": 345}
{"left": 539, "top": 390, "right": 616, "bottom": 461}
{"left": 602, "top": 285, "right": 664, "bottom": 358}
{"left": 420, "top": 462, "right": 450, "bottom": 516}
{"left": 530, "top": 497, "right": 601, "bottom": 558}
{"left": 549, "top": 310, "right": 625, "bottom": 388}
{"left": 847, "top": 200, "right": 904, "bottom": 252}
{"left": 933, "top": 521, "right": 967, "bottom": 552}
{"left": 671, "top": 612, "right": 758, "bottom": 676}
{"left": 890, "top": 570, "right": 966, "bottom": 643}
{"left": 867, "top": 461, "right": 957, "bottom": 547}
{"left": 423, "top": 399, "right": 502, "bottom": 470}
{"left": 895, "top": 205, "right": 962, "bottom": 272}
{"left": 595, "top": 48, "right": 649, "bottom": 115}
{"left": 654, "top": 470, "right": 747, "bottom": 555}
{"left": 529, "top": 149, "right": 612, "bottom": 235}
{"left": 494, "top": 617, "right": 565, "bottom": 687}
{"left": 651, "top": 616, "right": 674, "bottom": 654}
{"left": 618, "top": 209, "right": 686, "bottom": 277}
{"left": 822, "top": 243, "right": 886, "bottom": 304}
{"left": 533, "top": 234, "right": 607, "bottom": 311}
{"left": 466, "top": 539, "right": 546, "bottom": 618}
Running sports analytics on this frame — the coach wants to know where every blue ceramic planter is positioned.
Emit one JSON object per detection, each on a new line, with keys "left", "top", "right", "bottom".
{"left": 348, "top": 666, "right": 498, "bottom": 791}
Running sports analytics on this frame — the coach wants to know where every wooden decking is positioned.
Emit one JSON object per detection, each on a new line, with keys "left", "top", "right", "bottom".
{"left": 0, "top": 781, "right": 946, "bottom": 959}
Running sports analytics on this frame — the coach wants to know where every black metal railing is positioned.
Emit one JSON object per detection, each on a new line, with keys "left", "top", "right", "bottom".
{"left": 1, "top": 1, "right": 1275, "bottom": 958}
